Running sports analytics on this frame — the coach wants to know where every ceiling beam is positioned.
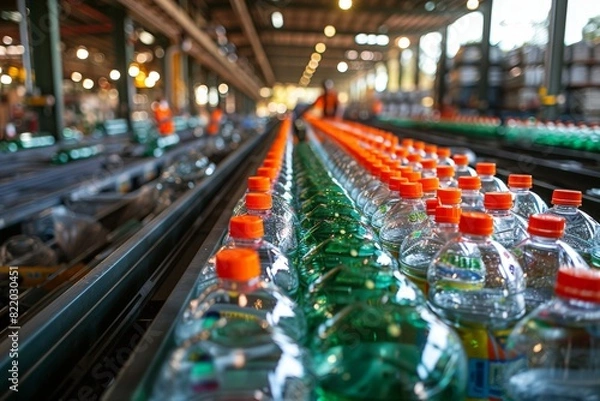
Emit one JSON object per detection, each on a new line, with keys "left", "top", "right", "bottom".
{"left": 224, "top": 26, "right": 438, "bottom": 37}
{"left": 116, "top": 0, "right": 180, "bottom": 41}
{"left": 150, "top": 0, "right": 262, "bottom": 99}
{"left": 229, "top": 0, "right": 275, "bottom": 86}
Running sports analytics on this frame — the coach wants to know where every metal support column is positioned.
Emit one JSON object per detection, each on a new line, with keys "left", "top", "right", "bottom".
{"left": 478, "top": 0, "right": 493, "bottom": 112}
{"left": 17, "top": 0, "right": 33, "bottom": 94}
{"left": 188, "top": 57, "right": 197, "bottom": 114}
{"left": 413, "top": 39, "right": 421, "bottom": 90}
{"left": 112, "top": 6, "right": 134, "bottom": 127}
{"left": 436, "top": 26, "right": 448, "bottom": 111}
{"left": 542, "top": 0, "right": 568, "bottom": 120}
{"left": 29, "top": 0, "right": 64, "bottom": 140}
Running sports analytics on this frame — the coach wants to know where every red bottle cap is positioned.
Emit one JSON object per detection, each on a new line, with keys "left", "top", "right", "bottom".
{"left": 256, "top": 167, "right": 277, "bottom": 181}
{"left": 426, "top": 198, "right": 440, "bottom": 216}
{"left": 399, "top": 182, "right": 423, "bottom": 198}
{"left": 551, "top": 189, "right": 582, "bottom": 207}
{"left": 458, "top": 176, "right": 481, "bottom": 190}
{"left": 413, "top": 141, "right": 425, "bottom": 150}
{"left": 459, "top": 212, "right": 493, "bottom": 236}
{"left": 229, "top": 215, "right": 264, "bottom": 239}
{"left": 247, "top": 176, "right": 271, "bottom": 192}
{"left": 453, "top": 154, "right": 469, "bottom": 166}
{"left": 216, "top": 248, "right": 260, "bottom": 281}
{"left": 407, "top": 154, "right": 421, "bottom": 163}
{"left": 438, "top": 188, "right": 462, "bottom": 205}
{"left": 401, "top": 138, "right": 414, "bottom": 147}
{"left": 421, "top": 158, "right": 437, "bottom": 169}
{"left": 389, "top": 175, "right": 408, "bottom": 191}
{"left": 476, "top": 162, "right": 497, "bottom": 176}
{"left": 246, "top": 192, "right": 272, "bottom": 210}
{"left": 484, "top": 192, "right": 513, "bottom": 210}
{"left": 420, "top": 177, "right": 440, "bottom": 192}
{"left": 527, "top": 214, "right": 565, "bottom": 238}
{"left": 436, "top": 165, "right": 455, "bottom": 178}
{"left": 435, "top": 205, "right": 461, "bottom": 224}
{"left": 555, "top": 268, "right": 600, "bottom": 303}
{"left": 404, "top": 171, "right": 422, "bottom": 182}
{"left": 437, "top": 147, "right": 451, "bottom": 158}
{"left": 424, "top": 144, "right": 437, "bottom": 154}
{"left": 508, "top": 174, "right": 532, "bottom": 189}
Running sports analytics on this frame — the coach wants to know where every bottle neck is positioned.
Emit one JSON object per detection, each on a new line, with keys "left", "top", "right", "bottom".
{"left": 461, "top": 189, "right": 481, "bottom": 196}
{"left": 509, "top": 187, "right": 530, "bottom": 194}
{"left": 486, "top": 208, "right": 511, "bottom": 217}
{"left": 556, "top": 294, "right": 600, "bottom": 310}
{"left": 529, "top": 234, "right": 560, "bottom": 244}
{"left": 552, "top": 204, "right": 579, "bottom": 214}
{"left": 218, "top": 277, "right": 261, "bottom": 291}
{"left": 247, "top": 208, "right": 272, "bottom": 217}
{"left": 435, "top": 222, "right": 459, "bottom": 231}
{"left": 229, "top": 237, "right": 263, "bottom": 248}
{"left": 479, "top": 174, "right": 493, "bottom": 180}
{"left": 461, "top": 232, "right": 490, "bottom": 242}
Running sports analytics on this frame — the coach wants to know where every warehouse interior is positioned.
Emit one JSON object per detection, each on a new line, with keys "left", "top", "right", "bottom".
{"left": 0, "top": 0, "right": 599, "bottom": 400}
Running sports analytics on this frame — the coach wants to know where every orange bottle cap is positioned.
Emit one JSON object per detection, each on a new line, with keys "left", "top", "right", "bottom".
{"left": 437, "top": 188, "right": 462, "bottom": 205}
{"left": 215, "top": 248, "right": 260, "bottom": 281}
{"left": 407, "top": 154, "right": 421, "bottom": 163}
{"left": 452, "top": 154, "right": 469, "bottom": 166}
{"left": 436, "top": 165, "right": 454, "bottom": 177}
{"left": 421, "top": 158, "right": 437, "bottom": 169}
{"left": 508, "top": 174, "right": 532, "bottom": 189}
{"left": 247, "top": 176, "right": 271, "bottom": 192}
{"left": 484, "top": 192, "right": 512, "bottom": 210}
{"left": 419, "top": 177, "right": 440, "bottom": 192}
{"left": 437, "top": 147, "right": 451, "bottom": 158}
{"left": 262, "top": 159, "right": 280, "bottom": 169}
{"left": 459, "top": 212, "right": 493, "bottom": 236}
{"left": 398, "top": 166, "right": 413, "bottom": 174}
{"left": 458, "top": 176, "right": 481, "bottom": 190}
{"left": 389, "top": 175, "right": 408, "bottom": 191}
{"left": 401, "top": 138, "right": 414, "bottom": 147}
{"left": 380, "top": 168, "right": 392, "bottom": 183}
{"left": 399, "top": 182, "right": 423, "bottom": 198}
{"left": 246, "top": 192, "right": 272, "bottom": 210}
{"left": 256, "top": 167, "right": 277, "bottom": 181}
{"left": 435, "top": 205, "right": 461, "bottom": 224}
{"left": 552, "top": 189, "right": 582, "bottom": 207}
{"left": 413, "top": 141, "right": 425, "bottom": 150}
{"left": 555, "top": 268, "right": 600, "bottom": 303}
{"left": 395, "top": 147, "right": 408, "bottom": 158}
{"left": 527, "top": 214, "right": 565, "bottom": 238}
{"left": 404, "top": 171, "right": 422, "bottom": 182}
{"left": 424, "top": 144, "right": 437, "bottom": 154}
{"left": 476, "top": 162, "right": 496, "bottom": 176}
{"left": 229, "top": 215, "right": 264, "bottom": 239}
{"left": 426, "top": 198, "right": 440, "bottom": 215}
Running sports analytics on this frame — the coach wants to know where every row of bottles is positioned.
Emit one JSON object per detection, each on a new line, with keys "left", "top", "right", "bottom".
{"left": 149, "top": 115, "right": 599, "bottom": 400}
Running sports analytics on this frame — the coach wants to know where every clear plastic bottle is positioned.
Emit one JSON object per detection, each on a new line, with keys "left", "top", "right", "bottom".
{"left": 256, "top": 166, "right": 294, "bottom": 203}
{"left": 503, "top": 268, "right": 600, "bottom": 401}
{"left": 237, "top": 192, "right": 297, "bottom": 254}
{"left": 458, "top": 176, "right": 485, "bottom": 212}
{"left": 413, "top": 140, "right": 426, "bottom": 157}
{"left": 511, "top": 213, "right": 590, "bottom": 312}
{"left": 508, "top": 174, "right": 548, "bottom": 220}
{"left": 154, "top": 318, "right": 314, "bottom": 401}
{"left": 592, "top": 228, "right": 600, "bottom": 268}
{"left": 176, "top": 248, "right": 305, "bottom": 344}
{"left": 437, "top": 165, "right": 458, "bottom": 188}
{"left": 406, "top": 153, "right": 422, "bottom": 172}
{"left": 362, "top": 168, "right": 396, "bottom": 218}
{"left": 427, "top": 212, "right": 526, "bottom": 401}
{"left": 400, "top": 205, "right": 462, "bottom": 294}
{"left": 311, "top": 298, "right": 468, "bottom": 400}
{"left": 436, "top": 147, "right": 455, "bottom": 166}
{"left": 424, "top": 144, "right": 438, "bottom": 160}
{"left": 544, "top": 189, "right": 599, "bottom": 263}
{"left": 370, "top": 175, "right": 407, "bottom": 232}
{"left": 419, "top": 176, "right": 439, "bottom": 199}
{"left": 420, "top": 158, "right": 438, "bottom": 178}
{"left": 379, "top": 182, "right": 428, "bottom": 258}
{"left": 356, "top": 165, "right": 390, "bottom": 212}
{"left": 476, "top": 162, "right": 509, "bottom": 193}
{"left": 484, "top": 192, "right": 528, "bottom": 249}
{"left": 233, "top": 175, "right": 295, "bottom": 216}
{"left": 453, "top": 154, "right": 476, "bottom": 178}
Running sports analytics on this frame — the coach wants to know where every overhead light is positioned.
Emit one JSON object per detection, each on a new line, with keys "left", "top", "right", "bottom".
{"left": 148, "top": 71, "right": 160, "bottom": 81}
{"left": 144, "top": 77, "right": 156, "bottom": 88}
{"left": 311, "top": 53, "right": 322, "bottom": 62}
{"left": 337, "top": 61, "right": 348, "bottom": 73}
{"left": 425, "top": 1, "right": 435, "bottom": 11}
{"left": 82, "top": 78, "right": 94, "bottom": 89}
{"left": 195, "top": 85, "right": 208, "bottom": 105}
{"left": 271, "top": 11, "right": 284, "bottom": 29}
{"left": 259, "top": 87, "right": 272, "bottom": 97}
{"left": 218, "top": 83, "right": 229, "bottom": 94}
{"left": 155, "top": 47, "right": 165, "bottom": 58}
{"left": 2, "top": 36, "right": 12, "bottom": 45}
{"left": 0, "top": 74, "right": 12, "bottom": 85}
{"left": 138, "top": 30, "right": 155, "bottom": 45}
{"left": 367, "top": 34, "right": 377, "bottom": 45}
{"left": 397, "top": 37, "right": 411, "bottom": 49}
{"left": 338, "top": 0, "right": 352, "bottom": 10}
{"left": 109, "top": 69, "right": 121, "bottom": 80}
{"left": 308, "top": 60, "right": 319, "bottom": 69}
{"left": 376, "top": 35, "right": 389, "bottom": 46}
{"left": 346, "top": 50, "right": 358, "bottom": 60}
{"left": 76, "top": 47, "right": 89, "bottom": 60}
{"left": 71, "top": 71, "right": 82, "bottom": 82}
{"left": 360, "top": 50, "right": 374, "bottom": 61}
{"left": 324, "top": 25, "right": 336, "bottom": 37}
{"left": 208, "top": 87, "right": 219, "bottom": 106}
{"left": 355, "top": 33, "right": 367, "bottom": 45}
{"left": 128, "top": 64, "right": 140, "bottom": 77}
{"left": 315, "top": 42, "right": 326, "bottom": 53}
{"left": 466, "top": 0, "right": 479, "bottom": 10}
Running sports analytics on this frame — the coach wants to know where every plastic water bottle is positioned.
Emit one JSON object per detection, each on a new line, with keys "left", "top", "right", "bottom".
{"left": 379, "top": 182, "right": 428, "bottom": 258}
{"left": 370, "top": 175, "right": 407, "bottom": 232}
{"left": 424, "top": 143, "right": 438, "bottom": 160}
{"left": 544, "top": 189, "right": 599, "bottom": 263}
{"left": 154, "top": 317, "right": 314, "bottom": 400}
{"left": 508, "top": 174, "right": 548, "bottom": 220}
{"left": 484, "top": 192, "right": 528, "bottom": 248}
{"left": 459, "top": 176, "right": 485, "bottom": 212}
{"left": 239, "top": 192, "right": 297, "bottom": 254}
{"left": 437, "top": 147, "right": 455, "bottom": 166}
{"left": 413, "top": 140, "right": 426, "bottom": 156}
{"left": 592, "top": 229, "right": 600, "bottom": 268}
{"left": 511, "top": 213, "right": 590, "bottom": 312}
{"left": 400, "top": 205, "right": 462, "bottom": 295}
{"left": 420, "top": 158, "right": 438, "bottom": 178}
{"left": 453, "top": 154, "right": 476, "bottom": 178}
{"left": 406, "top": 153, "right": 422, "bottom": 172}
{"left": 175, "top": 248, "right": 305, "bottom": 344}
{"left": 427, "top": 212, "right": 526, "bottom": 401}
{"left": 476, "top": 162, "right": 509, "bottom": 193}
{"left": 419, "top": 176, "right": 439, "bottom": 199}
{"left": 503, "top": 268, "right": 600, "bottom": 400}
{"left": 233, "top": 175, "right": 295, "bottom": 216}
{"left": 437, "top": 165, "right": 458, "bottom": 188}
{"left": 256, "top": 166, "right": 294, "bottom": 203}
{"left": 311, "top": 298, "right": 468, "bottom": 400}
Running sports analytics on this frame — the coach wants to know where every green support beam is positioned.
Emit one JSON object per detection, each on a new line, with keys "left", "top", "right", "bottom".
{"left": 543, "top": 0, "right": 568, "bottom": 120}
{"left": 29, "top": 0, "right": 64, "bottom": 140}
{"left": 111, "top": 6, "right": 135, "bottom": 127}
